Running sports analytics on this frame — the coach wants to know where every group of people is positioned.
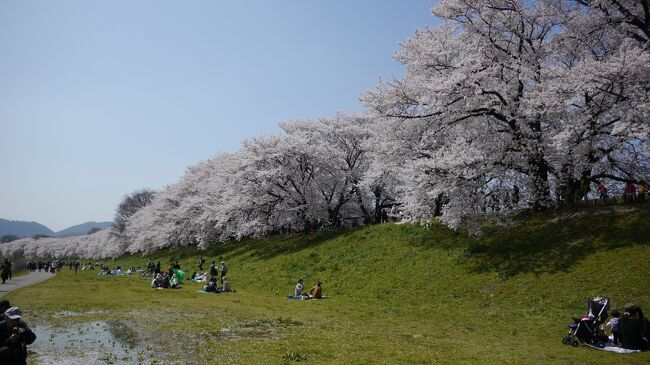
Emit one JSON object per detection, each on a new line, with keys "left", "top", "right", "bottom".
{"left": 201, "top": 259, "right": 234, "bottom": 293}
{"left": 606, "top": 305, "right": 650, "bottom": 351}
{"left": 588, "top": 181, "right": 648, "bottom": 202}
{"left": 201, "top": 276, "right": 234, "bottom": 293}
{"left": 26, "top": 260, "right": 60, "bottom": 274}
{"left": 288, "top": 278, "right": 323, "bottom": 300}
{"left": 0, "top": 300, "right": 36, "bottom": 365}
{"left": 150, "top": 261, "right": 186, "bottom": 289}
{"left": 98, "top": 264, "right": 124, "bottom": 276}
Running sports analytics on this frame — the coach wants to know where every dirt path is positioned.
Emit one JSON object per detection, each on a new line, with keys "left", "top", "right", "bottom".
{"left": 0, "top": 271, "right": 54, "bottom": 298}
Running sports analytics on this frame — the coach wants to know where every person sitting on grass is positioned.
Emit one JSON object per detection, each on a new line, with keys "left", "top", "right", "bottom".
{"left": 619, "top": 305, "right": 650, "bottom": 351}
{"left": 295, "top": 278, "right": 304, "bottom": 297}
{"left": 309, "top": 281, "right": 323, "bottom": 299}
{"left": 169, "top": 273, "right": 179, "bottom": 289}
{"left": 193, "top": 272, "right": 207, "bottom": 282}
{"left": 151, "top": 273, "right": 163, "bottom": 288}
{"left": 203, "top": 278, "right": 218, "bottom": 293}
{"left": 288, "top": 278, "right": 308, "bottom": 299}
{"left": 606, "top": 309, "right": 621, "bottom": 345}
{"left": 161, "top": 272, "right": 170, "bottom": 289}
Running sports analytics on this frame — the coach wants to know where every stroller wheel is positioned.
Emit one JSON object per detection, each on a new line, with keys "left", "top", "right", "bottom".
{"left": 562, "top": 335, "right": 578, "bottom": 346}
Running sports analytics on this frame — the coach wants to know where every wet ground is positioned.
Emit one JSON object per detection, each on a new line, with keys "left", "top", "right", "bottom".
{"left": 26, "top": 310, "right": 302, "bottom": 364}
{"left": 29, "top": 320, "right": 149, "bottom": 365}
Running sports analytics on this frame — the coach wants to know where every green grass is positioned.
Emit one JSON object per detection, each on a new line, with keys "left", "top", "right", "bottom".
{"left": 9, "top": 204, "right": 650, "bottom": 364}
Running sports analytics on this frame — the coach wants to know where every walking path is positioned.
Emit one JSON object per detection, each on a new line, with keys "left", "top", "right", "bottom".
{"left": 0, "top": 271, "right": 54, "bottom": 298}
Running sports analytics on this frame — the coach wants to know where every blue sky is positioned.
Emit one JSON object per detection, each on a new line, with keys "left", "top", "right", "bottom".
{"left": 0, "top": 1, "right": 437, "bottom": 231}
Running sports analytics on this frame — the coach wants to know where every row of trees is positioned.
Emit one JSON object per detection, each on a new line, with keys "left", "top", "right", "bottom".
{"left": 2, "top": 0, "right": 648, "bottom": 259}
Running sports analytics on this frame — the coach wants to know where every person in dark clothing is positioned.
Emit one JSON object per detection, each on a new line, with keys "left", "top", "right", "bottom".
{"left": 209, "top": 261, "right": 217, "bottom": 281}
{"left": 203, "top": 278, "right": 218, "bottom": 293}
{"left": 619, "top": 305, "right": 650, "bottom": 351}
{"left": 0, "top": 301, "right": 10, "bottom": 321}
{"left": 1, "top": 261, "right": 10, "bottom": 284}
{"left": 0, "top": 307, "right": 36, "bottom": 365}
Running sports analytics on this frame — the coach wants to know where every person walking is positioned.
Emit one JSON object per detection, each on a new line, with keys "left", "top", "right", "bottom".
{"left": 0, "top": 261, "right": 9, "bottom": 285}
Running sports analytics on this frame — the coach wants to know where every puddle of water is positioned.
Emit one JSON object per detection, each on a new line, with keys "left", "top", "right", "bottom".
{"left": 30, "top": 321, "right": 147, "bottom": 365}
{"left": 52, "top": 310, "right": 109, "bottom": 317}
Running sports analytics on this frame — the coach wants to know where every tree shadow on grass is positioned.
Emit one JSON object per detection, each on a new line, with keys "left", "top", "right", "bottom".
{"left": 201, "top": 228, "right": 352, "bottom": 261}
{"left": 461, "top": 204, "right": 650, "bottom": 278}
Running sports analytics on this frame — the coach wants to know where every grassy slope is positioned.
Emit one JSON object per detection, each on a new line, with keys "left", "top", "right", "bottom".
{"left": 9, "top": 204, "right": 650, "bottom": 364}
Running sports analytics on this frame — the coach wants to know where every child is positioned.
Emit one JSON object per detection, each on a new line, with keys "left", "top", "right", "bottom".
{"left": 607, "top": 309, "right": 620, "bottom": 345}
{"left": 295, "top": 278, "right": 304, "bottom": 297}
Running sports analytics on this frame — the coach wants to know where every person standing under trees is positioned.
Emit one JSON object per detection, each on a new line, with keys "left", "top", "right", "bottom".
{"left": 198, "top": 256, "right": 205, "bottom": 272}
{"left": 580, "top": 178, "right": 590, "bottom": 200}
{"left": 624, "top": 182, "right": 637, "bottom": 202}
{"left": 638, "top": 184, "right": 648, "bottom": 202}
{"left": 220, "top": 261, "right": 228, "bottom": 284}
{"left": 74, "top": 261, "right": 80, "bottom": 276}
{"left": 596, "top": 181, "right": 608, "bottom": 199}
{"left": 209, "top": 261, "right": 217, "bottom": 281}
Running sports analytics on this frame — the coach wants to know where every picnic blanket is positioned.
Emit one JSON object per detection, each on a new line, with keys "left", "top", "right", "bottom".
{"left": 287, "top": 295, "right": 329, "bottom": 300}
{"left": 584, "top": 343, "right": 641, "bottom": 353}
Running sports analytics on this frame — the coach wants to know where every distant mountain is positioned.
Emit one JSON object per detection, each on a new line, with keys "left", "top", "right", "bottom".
{"left": 0, "top": 219, "right": 113, "bottom": 239}
{"left": 0, "top": 218, "right": 56, "bottom": 238}
{"left": 55, "top": 221, "right": 113, "bottom": 237}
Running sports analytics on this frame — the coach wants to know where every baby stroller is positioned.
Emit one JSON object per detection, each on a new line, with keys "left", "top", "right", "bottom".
{"left": 562, "top": 297, "right": 609, "bottom": 348}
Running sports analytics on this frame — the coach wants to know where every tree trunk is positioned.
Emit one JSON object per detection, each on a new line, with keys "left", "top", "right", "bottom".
{"left": 374, "top": 187, "right": 382, "bottom": 224}
{"left": 355, "top": 189, "right": 371, "bottom": 224}
{"left": 528, "top": 153, "right": 551, "bottom": 211}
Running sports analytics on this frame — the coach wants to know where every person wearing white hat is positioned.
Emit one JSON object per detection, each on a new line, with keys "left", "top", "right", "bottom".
{"left": 0, "top": 307, "right": 36, "bottom": 365}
